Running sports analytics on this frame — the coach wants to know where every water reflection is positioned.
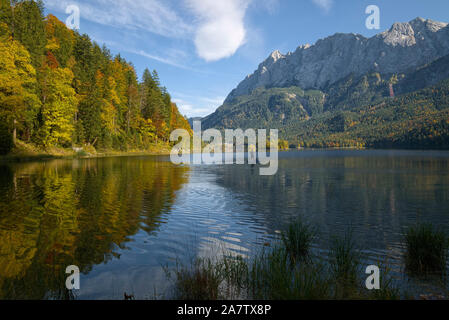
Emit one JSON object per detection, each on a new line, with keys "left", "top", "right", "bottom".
{"left": 0, "top": 150, "right": 449, "bottom": 299}
{"left": 0, "top": 157, "right": 189, "bottom": 299}
{"left": 208, "top": 150, "right": 449, "bottom": 293}
{"left": 212, "top": 151, "right": 449, "bottom": 242}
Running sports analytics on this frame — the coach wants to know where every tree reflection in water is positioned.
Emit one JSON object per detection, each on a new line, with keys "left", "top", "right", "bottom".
{"left": 0, "top": 157, "right": 189, "bottom": 299}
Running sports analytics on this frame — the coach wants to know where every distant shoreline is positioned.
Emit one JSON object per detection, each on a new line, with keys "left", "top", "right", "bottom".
{"left": 0, "top": 151, "right": 173, "bottom": 163}
{"left": 0, "top": 141, "right": 173, "bottom": 163}
{"left": 3, "top": 146, "right": 449, "bottom": 164}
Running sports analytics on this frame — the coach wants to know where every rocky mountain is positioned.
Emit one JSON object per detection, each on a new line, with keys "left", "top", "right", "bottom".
{"left": 224, "top": 18, "right": 449, "bottom": 103}
{"left": 201, "top": 18, "right": 449, "bottom": 149}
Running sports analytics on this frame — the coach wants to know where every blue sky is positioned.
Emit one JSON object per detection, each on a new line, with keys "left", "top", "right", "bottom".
{"left": 43, "top": 0, "right": 449, "bottom": 118}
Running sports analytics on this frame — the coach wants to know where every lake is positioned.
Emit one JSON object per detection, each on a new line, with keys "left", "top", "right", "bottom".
{"left": 0, "top": 150, "right": 448, "bottom": 299}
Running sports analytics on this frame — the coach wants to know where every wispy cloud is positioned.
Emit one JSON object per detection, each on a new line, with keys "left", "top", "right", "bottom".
{"left": 172, "top": 99, "right": 194, "bottom": 114}
{"left": 312, "top": 0, "right": 333, "bottom": 13}
{"left": 44, "top": 0, "right": 275, "bottom": 63}
{"left": 173, "top": 95, "right": 225, "bottom": 117}
{"left": 128, "top": 49, "right": 198, "bottom": 72}
{"left": 200, "top": 97, "right": 225, "bottom": 105}
{"left": 172, "top": 98, "right": 213, "bottom": 117}
{"left": 87, "top": 35, "right": 197, "bottom": 72}
{"left": 44, "top": 0, "right": 192, "bottom": 38}
{"left": 173, "top": 93, "right": 225, "bottom": 105}
{"left": 186, "top": 0, "right": 251, "bottom": 62}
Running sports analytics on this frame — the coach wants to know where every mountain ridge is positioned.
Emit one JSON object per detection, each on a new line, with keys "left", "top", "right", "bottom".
{"left": 201, "top": 17, "right": 449, "bottom": 148}
{"left": 224, "top": 17, "right": 449, "bottom": 104}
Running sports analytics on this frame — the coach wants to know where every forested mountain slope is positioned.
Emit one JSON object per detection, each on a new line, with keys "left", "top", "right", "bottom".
{"left": 0, "top": 0, "right": 191, "bottom": 156}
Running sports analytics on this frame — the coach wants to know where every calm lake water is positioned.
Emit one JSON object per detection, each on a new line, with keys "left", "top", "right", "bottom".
{"left": 0, "top": 150, "right": 449, "bottom": 299}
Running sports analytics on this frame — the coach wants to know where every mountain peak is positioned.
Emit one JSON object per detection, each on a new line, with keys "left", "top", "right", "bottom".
{"left": 410, "top": 17, "right": 426, "bottom": 23}
{"left": 258, "top": 50, "right": 285, "bottom": 70}
{"left": 380, "top": 21, "right": 416, "bottom": 47}
{"left": 379, "top": 17, "right": 449, "bottom": 47}
{"left": 224, "top": 18, "right": 449, "bottom": 103}
{"left": 408, "top": 17, "right": 449, "bottom": 33}
{"left": 270, "top": 50, "right": 283, "bottom": 61}
{"left": 263, "top": 50, "right": 285, "bottom": 66}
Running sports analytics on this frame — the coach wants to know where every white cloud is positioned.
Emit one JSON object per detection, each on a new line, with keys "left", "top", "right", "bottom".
{"left": 129, "top": 49, "right": 195, "bottom": 71}
{"left": 173, "top": 99, "right": 211, "bottom": 117}
{"left": 312, "top": 0, "right": 333, "bottom": 13}
{"left": 44, "top": 0, "right": 192, "bottom": 38}
{"left": 186, "top": 0, "right": 251, "bottom": 62}
{"left": 44, "top": 0, "right": 270, "bottom": 63}
{"left": 173, "top": 96, "right": 225, "bottom": 117}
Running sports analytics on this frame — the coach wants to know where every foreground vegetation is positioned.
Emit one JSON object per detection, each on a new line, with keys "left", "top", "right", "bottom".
{"left": 165, "top": 220, "right": 449, "bottom": 300}
{"left": 165, "top": 218, "right": 401, "bottom": 300}
{"left": 0, "top": 0, "right": 191, "bottom": 158}
{"left": 405, "top": 223, "right": 449, "bottom": 276}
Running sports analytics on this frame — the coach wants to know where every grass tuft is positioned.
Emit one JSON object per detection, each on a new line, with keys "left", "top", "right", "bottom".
{"left": 281, "top": 217, "right": 316, "bottom": 263}
{"left": 328, "top": 230, "right": 360, "bottom": 298}
{"left": 167, "top": 221, "right": 399, "bottom": 300}
{"left": 405, "top": 223, "right": 448, "bottom": 275}
{"left": 171, "top": 259, "right": 222, "bottom": 300}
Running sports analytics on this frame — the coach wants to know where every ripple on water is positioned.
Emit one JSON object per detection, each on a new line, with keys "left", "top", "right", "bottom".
{"left": 1, "top": 151, "right": 449, "bottom": 299}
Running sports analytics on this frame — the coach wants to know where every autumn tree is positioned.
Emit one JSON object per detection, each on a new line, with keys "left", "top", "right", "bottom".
{"left": 0, "top": 0, "right": 12, "bottom": 26}
{"left": 0, "top": 1, "right": 191, "bottom": 154}
{"left": 45, "top": 14, "right": 75, "bottom": 68}
{"left": 38, "top": 52, "right": 77, "bottom": 147}
{"left": 0, "top": 23, "right": 40, "bottom": 145}
{"left": 10, "top": 0, "right": 46, "bottom": 69}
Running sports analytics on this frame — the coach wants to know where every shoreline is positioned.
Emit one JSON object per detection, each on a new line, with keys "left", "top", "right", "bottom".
{"left": 0, "top": 150, "right": 172, "bottom": 163}
{"left": 3, "top": 146, "right": 449, "bottom": 163}
{"left": 0, "top": 142, "right": 173, "bottom": 163}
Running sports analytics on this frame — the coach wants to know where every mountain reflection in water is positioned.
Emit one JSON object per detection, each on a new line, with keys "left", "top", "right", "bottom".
{"left": 0, "top": 150, "right": 448, "bottom": 299}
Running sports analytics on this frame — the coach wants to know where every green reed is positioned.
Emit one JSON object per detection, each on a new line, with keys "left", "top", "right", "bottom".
{"left": 167, "top": 220, "right": 399, "bottom": 300}
{"left": 405, "top": 223, "right": 449, "bottom": 275}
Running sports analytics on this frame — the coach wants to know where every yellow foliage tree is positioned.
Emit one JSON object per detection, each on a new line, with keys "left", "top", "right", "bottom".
{"left": 0, "top": 23, "right": 40, "bottom": 144}
{"left": 39, "top": 55, "right": 77, "bottom": 147}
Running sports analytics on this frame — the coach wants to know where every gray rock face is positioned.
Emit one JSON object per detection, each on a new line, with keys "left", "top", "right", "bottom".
{"left": 225, "top": 18, "right": 449, "bottom": 103}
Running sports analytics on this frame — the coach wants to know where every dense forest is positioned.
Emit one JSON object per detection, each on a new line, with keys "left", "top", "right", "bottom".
{"left": 0, "top": 0, "right": 191, "bottom": 156}
{"left": 292, "top": 79, "right": 449, "bottom": 148}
